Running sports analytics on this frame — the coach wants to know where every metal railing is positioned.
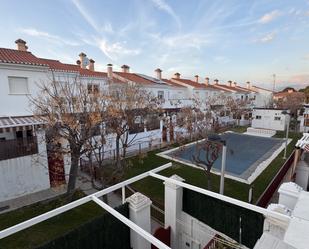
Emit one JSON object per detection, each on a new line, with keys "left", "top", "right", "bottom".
{"left": 0, "top": 137, "right": 38, "bottom": 161}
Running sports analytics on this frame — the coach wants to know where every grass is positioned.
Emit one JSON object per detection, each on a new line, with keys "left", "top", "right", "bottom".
{"left": 0, "top": 192, "right": 105, "bottom": 249}
{"left": 121, "top": 130, "right": 301, "bottom": 205}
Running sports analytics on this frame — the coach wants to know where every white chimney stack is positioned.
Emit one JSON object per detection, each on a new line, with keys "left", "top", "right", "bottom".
{"left": 214, "top": 79, "right": 219, "bottom": 85}
{"left": 174, "top": 72, "right": 180, "bottom": 79}
{"left": 107, "top": 63, "right": 113, "bottom": 78}
{"left": 79, "top": 52, "right": 87, "bottom": 69}
{"left": 205, "top": 77, "right": 209, "bottom": 85}
{"left": 246, "top": 81, "right": 251, "bottom": 89}
{"left": 15, "top": 39, "right": 28, "bottom": 51}
{"left": 121, "top": 64, "right": 130, "bottom": 73}
{"left": 155, "top": 68, "right": 162, "bottom": 80}
{"left": 233, "top": 82, "right": 237, "bottom": 87}
{"left": 228, "top": 80, "right": 232, "bottom": 87}
{"left": 88, "top": 59, "right": 95, "bottom": 71}
{"left": 194, "top": 75, "right": 199, "bottom": 83}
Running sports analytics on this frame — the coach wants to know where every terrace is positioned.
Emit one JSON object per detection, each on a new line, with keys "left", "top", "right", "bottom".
{"left": 0, "top": 137, "right": 38, "bottom": 161}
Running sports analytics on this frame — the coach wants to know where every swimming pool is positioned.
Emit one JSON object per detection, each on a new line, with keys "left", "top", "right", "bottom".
{"left": 158, "top": 132, "right": 288, "bottom": 184}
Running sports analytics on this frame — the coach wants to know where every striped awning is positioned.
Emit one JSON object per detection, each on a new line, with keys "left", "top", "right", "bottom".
{"left": 0, "top": 116, "right": 44, "bottom": 133}
{"left": 296, "top": 133, "right": 309, "bottom": 150}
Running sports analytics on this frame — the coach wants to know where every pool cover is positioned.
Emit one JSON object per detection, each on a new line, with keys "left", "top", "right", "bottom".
{"left": 168, "top": 132, "right": 284, "bottom": 180}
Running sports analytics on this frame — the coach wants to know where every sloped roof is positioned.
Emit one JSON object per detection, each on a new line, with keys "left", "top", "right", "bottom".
{"left": 0, "top": 48, "right": 48, "bottom": 66}
{"left": 171, "top": 78, "right": 218, "bottom": 90}
{"left": 39, "top": 58, "right": 107, "bottom": 77}
{"left": 161, "top": 79, "right": 186, "bottom": 88}
{"left": 114, "top": 72, "right": 156, "bottom": 85}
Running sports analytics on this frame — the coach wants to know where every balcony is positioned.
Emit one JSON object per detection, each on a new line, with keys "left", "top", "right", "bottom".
{"left": 0, "top": 137, "right": 38, "bottom": 161}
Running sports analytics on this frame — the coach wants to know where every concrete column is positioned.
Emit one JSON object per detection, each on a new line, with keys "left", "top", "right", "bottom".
{"left": 278, "top": 182, "right": 302, "bottom": 210}
{"left": 164, "top": 174, "right": 185, "bottom": 249}
{"left": 126, "top": 192, "right": 152, "bottom": 249}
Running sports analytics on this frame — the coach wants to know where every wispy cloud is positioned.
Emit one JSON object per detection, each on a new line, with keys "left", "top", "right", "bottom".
{"left": 19, "top": 28, "right": 80, "bottom": 46}
{"left": 214, "top": 56, "right": 230, "bottom": 64}
{"left": 258, "top": 10, "right": 282, "bottom": 24}
{"left": 150, "top": 0, "right": 181, "bottom": 28}
{"left": 150, "top": 33, "right": 211, "bottom": 49}
{"left": 97, "top": 39, "right": 140, "bottom": 60}
{"left": 302, "top": 54, "right": 309, "bottom": 60}
{"left": 71, "top": 0, "right": 101, "bottom": 33}
{"left": 256, "top": 31, "right": 276, "bottom": 43}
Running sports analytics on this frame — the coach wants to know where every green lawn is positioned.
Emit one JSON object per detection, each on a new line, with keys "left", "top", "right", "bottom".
{"left": 122, "top": 130, "right": 301, "bottom": 204}
{"left": 0, "top": 192, "right": 105, "bottom": 249}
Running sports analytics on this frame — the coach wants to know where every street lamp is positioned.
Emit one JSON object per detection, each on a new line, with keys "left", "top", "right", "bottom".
{"left": 208, "top": 134, "right": 227, "bottom": 195}
{"left": 282, "top": 110, "right": 290, "bottom": 160}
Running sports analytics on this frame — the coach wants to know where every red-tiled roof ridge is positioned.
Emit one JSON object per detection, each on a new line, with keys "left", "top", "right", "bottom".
{"left": 171, "top": 78, "right": 219, "bottom": 90}
{"left": 161, "top": 79, "right": 186, "bottom": 88}
{"left": 0, "top": 48, "right": 48, "bottom": 66}
{"left": 252, "top": 85, "right": 274, "bottom": 93}
{"left": 39, "top": 57, "right": 107, "bottom": 77}
{"left": 113, "top": 72, "right": 156, "bottom": 85}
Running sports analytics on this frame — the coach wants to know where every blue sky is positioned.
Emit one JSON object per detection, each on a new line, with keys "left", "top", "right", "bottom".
{"left": 1, "top": 0, "right": 309, "bottom": 89}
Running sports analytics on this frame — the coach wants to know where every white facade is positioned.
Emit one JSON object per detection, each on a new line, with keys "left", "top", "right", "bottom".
{"left": 0, "top": 129, "right": 50, "bottom": 202}
{"left": 251, "top": 108, "right": 289, "bottom": 131}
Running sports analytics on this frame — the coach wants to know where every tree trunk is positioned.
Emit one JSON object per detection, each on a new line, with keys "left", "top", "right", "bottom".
{"left": 115, "top": 134, "right": 121, "bottom": 169}
{"left": 205, "top": 168, "right": 212, "bottom": 191}
{"left": 66, "top": 151, "right": 80, "bottom": 196}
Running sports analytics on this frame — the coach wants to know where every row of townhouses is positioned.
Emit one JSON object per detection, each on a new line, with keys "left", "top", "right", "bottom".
{"left": 0, "top": 39, "right": 274, "bottom": 203}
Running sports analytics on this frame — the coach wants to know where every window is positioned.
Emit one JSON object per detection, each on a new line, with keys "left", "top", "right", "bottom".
{"left": 158, "top": 91, "right": 164, "bottom": 99}
{"left": 256, "top": 115, "right": 262, "bottom": 119}
{"left": 87, "top": 84, "right": 99, "bottom": 94}
{"left": 274, "top": 117, "right": 281, "bottom": 121}
{"left": 8, "top": 77, "right": 29, "bottom": 94}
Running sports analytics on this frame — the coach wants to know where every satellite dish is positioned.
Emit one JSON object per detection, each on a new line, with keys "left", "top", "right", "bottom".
{"left": 82, "top": 57, "right": 89, "bottom": 67}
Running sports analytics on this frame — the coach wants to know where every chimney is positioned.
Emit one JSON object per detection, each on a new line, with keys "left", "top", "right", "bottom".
{"left": 155, "top": 68, "right": 162, "bottom": 80}
{"left": 15, "top": 39, "right": 28, "bottom": 51}
{"left": 174, "top": 72, "right": 180, "bottom": 79}
{"left": 121, "top": 65, "right": 130, "bottom": 73}
{"left": 88, "top": 59, "right": 95, "bottom": 71}
{"left": 228, "top": 80, "right": 232, "bottom": 87}
{"left": 107, "top": 63, "right": 113, "bottom": 78}
{"left": 205, "top": 77, "right": 209, "bottom": 85}
{"left": 76, "top": 60, "right": 81, "bottom": 66}
{"left": 214, "top": 79, "right": 219, "bottom": 85}
{"left": 246, "top": 81, "right": 251, "bottom": 89}
{"left": 79, "top": 52, "right": 87, "bottom": 69}
{"left": 194, "top": 75, "right": 199, "bottom": 83}
{"left": 233, "top": 82, "right": 237, "bottom": 87}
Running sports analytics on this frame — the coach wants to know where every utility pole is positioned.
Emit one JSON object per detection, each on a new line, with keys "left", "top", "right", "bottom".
{"left": 272, "top": 74, "right": 276, "bottom": 92}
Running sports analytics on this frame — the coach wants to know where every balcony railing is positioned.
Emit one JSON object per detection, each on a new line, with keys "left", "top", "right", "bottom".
{"left": 0, "top": 137, "right": 38, "bottom": 161}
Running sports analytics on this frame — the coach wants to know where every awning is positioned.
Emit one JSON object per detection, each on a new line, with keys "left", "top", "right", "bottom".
{"left": 296, "top": 133, "right": 309, "bottom": 150}
{"left": 0, "top": 116, "right": 44, "bottom": 133}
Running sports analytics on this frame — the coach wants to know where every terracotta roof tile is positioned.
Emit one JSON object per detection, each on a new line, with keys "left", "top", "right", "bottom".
{"left": 39, "top": 58, "right": 107, "bottom": 77}
{"left": 172, "top": 78, "right": 220, "bottom": 90}
{"left": 114, "top": 72, "right": 155, "bottom": 85}
{"left": 161, "top": 79, "right": 186, "bottom": 88}
{"left": 0, "top": 48, "right": 47, "bottom": 66}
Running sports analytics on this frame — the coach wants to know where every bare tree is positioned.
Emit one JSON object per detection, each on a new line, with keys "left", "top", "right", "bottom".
{"left": 107, "top": 82, "right": 158, "bottom": 168}
{"left": 192, "top": 139, "right": 222, "bottom": 190}
{"left": 31, "top": 74, "right": 109, "bottom": 196}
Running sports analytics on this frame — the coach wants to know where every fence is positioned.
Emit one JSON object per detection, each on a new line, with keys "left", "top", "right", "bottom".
{"left": 183, "top": 188, "right": 264, "bottom": 249}
{"left": 0, "top": 137, "right": 38, "bottom": 161}
{"left": 256, "top": 150, "right": 296, "bottom": 208}
{"left": 35, "top": 203, "right": 130, "bottom": 249}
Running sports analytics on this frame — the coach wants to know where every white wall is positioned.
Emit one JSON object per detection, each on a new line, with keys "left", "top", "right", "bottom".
{"left": 0, "top": 64, "right": 49, "bottom": 116}
{"left": 0, "top": 129, "right": 50, "bottom": 202}
{"left": 251, "top": 109, "right": 288, "bottom": 131}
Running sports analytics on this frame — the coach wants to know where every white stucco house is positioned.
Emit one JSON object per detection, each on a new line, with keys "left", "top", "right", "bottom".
{"left": 251, "top": 108, "right": 290, "bottom": 131}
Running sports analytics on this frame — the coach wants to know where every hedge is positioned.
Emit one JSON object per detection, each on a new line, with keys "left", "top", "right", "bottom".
{"left": 183, "top": 189, "right": 264, "bottom": 248}
{"left": 35, "top": 203, "right": 131, "bottom": 249}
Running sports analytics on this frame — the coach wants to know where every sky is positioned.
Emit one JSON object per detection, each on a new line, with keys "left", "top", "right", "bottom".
{"left": 1, "top": 0, "right": 309, "bottom": 90}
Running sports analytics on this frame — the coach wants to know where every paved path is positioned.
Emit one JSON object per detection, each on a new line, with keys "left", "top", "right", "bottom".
{"left": 0, "top": 185, "right": 66, "bottom": 214}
